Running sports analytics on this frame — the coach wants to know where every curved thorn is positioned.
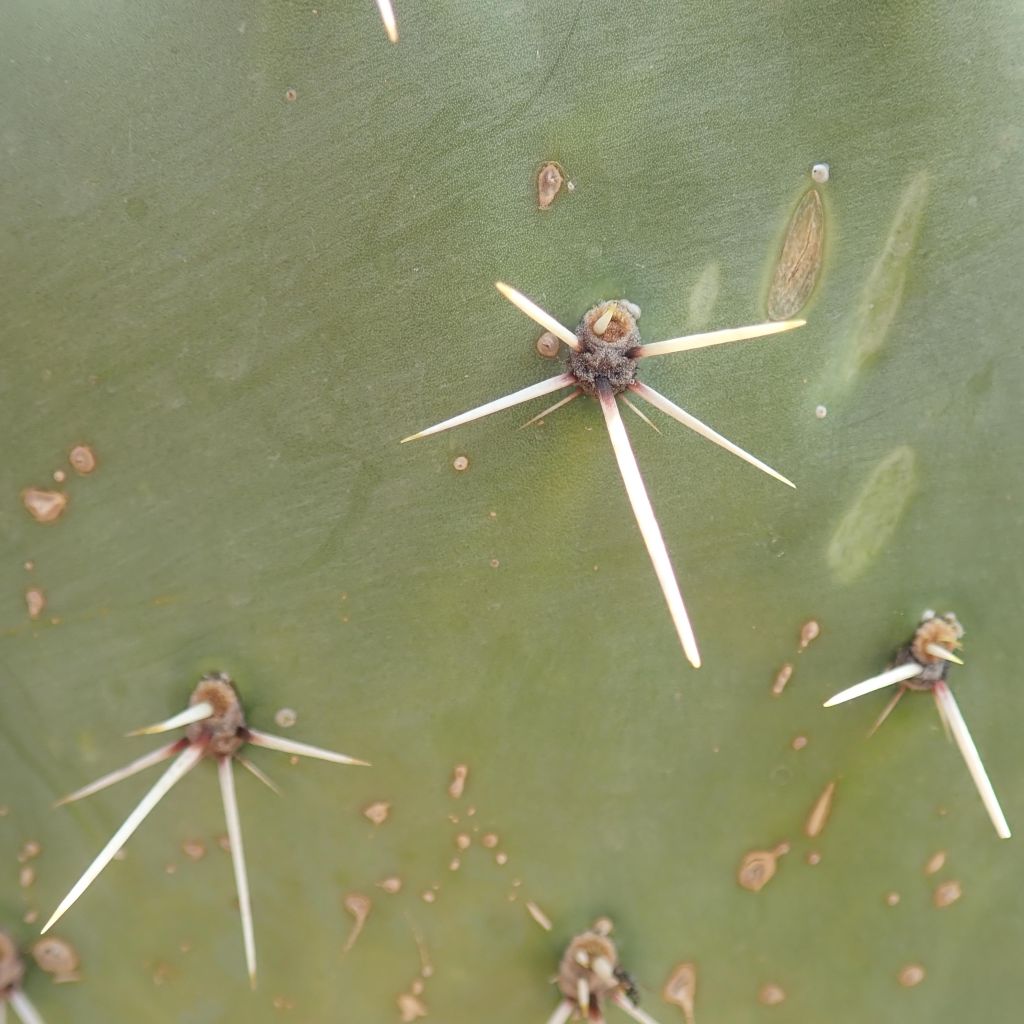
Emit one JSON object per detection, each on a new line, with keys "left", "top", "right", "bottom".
{"left": 635, "top": 319, "right": 805, "bottom": 358}
{"left": 219, "top": 756, "right": 257, "bottom": 987}
{"left": 631, "top": 382, "right": 793, "bottom": 487}
{"left": 401, "top": 373, "right": 576, "bottom": 443}
{"left": 375, "top": 0, "right": 398, "bottom": 42}
{"left": 54, "top": 739, "right": 188, "bottom": 807}
{"left": 520, "top": 388, "right": 581, "bottom": 429}
{"left": 823, "top": 662, "right": 923, "bottom": 707}
{"left": 42, "top": 744, "right": 205, "bottom": 933}
{"left": 925, "top": 643, "right": 964, "bottom": 666}
{"left": 127, "top": 701, "right": 214, "bottom": 737}
{"left": 933, "top": 682, "right": 1011, "bottom": 839}
{"left": 246, "top": 729, "right": 370, "bottom": 767}
{"left": 597, "top": 382, "right": 701, "bottom": 668}
{"left": 495, "top": 282, "right": 579, "bottom": 350}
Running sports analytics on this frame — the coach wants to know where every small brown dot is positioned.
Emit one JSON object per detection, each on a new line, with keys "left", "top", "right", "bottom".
{"left": 758, "top": 983, "right": 786, "bottom": 1006}
{"left": 25, "top": 587, "right": 46, "bottom": 620}
{"left": 363, "top": 801, "right": 391, "bottom": 826}
{"left": 898, "top": 964, "right": 926, "bottom": 988}
{"left": 376, "top": 876, "right": 402, "bottom": 894}
{"left": 481, "top": 833, "right": 499, "bottom": 849}
{"left": 181, "top": 839, "right": 206, "bottom": 862}
{"left": 455, "top": 833, "right": 471, "bottom": 850}
{"left": 68, "top": 444, "right": 98, "bottom": 475}
{"left": 452, "top": 455, "right": 469, "bottom": 472}
{"left": 933, "top": 879, "right": 962, "bottom": 908}
{"left": 19, "top": 865, "right": 35, "bottom": 888}
{"left": 421, "top": 890, "right": 436, "bottom": 903}
{"left": 806, "top": 851, "right": 821, "bottom": 865}
{"left": 885, "top": 891, "right": 901, "bottom": 906}
{"left": 924, "top": 850, "right": 946, "bottom": 875}
{"left": 285, "top": 88, "right": 298, "bottom": 102}
{"left": 799, "top": 620, "right": 821, "bottom": 649}
{"left": 771, "top": 663, "right": 794, "bottom": 696}
{"left": 537, "top": 162, "right": 565, "bottom": 209}
{"left": 489, "top": 558, "right": 500, "bottom": 568}
{"left": 448, "top": 763, "right": 468, "bottom": 799}
{"left": 18, "top": 841, "right": 41, "bottom": 862}
{"left": 791, "top": 735, "right": 808, "bottom": 751}
{"left": 536, "top": 332, "right": 560, "bottom": 358}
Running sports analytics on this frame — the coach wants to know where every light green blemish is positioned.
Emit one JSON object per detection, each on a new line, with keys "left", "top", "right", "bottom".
{"left": 827, "top": 446, "right": 917, "bottom": 584}
{"left": 687, "top": 261, "right": 720, "bottom": 329}
{"left": 843, "top": 171, "right": 930, "bottom": 380}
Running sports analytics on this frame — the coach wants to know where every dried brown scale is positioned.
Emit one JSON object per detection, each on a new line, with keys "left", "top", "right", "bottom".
{"left": 187, "top": 673, "right": 247, "bottom": 755}
{"left": 568, "top": 301, "right": 642, "bottom": 396}
{"left": 0, "top": 931, "right": 26, "bottom": 995}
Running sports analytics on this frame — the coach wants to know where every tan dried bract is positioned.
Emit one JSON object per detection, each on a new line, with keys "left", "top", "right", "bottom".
{"left": 537, "top": 162, "right": 565, "bottom": 210}
{"left": 767, "top": 188, "right": 824, "bottom": 321}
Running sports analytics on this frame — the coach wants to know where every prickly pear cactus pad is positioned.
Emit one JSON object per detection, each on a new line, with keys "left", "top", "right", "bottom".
{"left": 2, "top": 2, "right": 1023, "bottom": 1022}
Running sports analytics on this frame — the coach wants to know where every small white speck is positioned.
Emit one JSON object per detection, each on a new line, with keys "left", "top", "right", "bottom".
{"left": 811, "top": 162, "right": 830, "bottom": 183}
{"left": 815, "top": 404, "right": 827, "bottom": 419}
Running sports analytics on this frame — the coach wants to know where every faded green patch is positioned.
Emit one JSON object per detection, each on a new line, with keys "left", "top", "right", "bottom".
{"left": 686, "top": 261, "right": 720, "bottom": 329}
{"left": 827, "top": 446, "right": 918, "bottom": 584}
{"left": 767, "top": 187, "right": 824, "bottom": 320}
{"left": 843, "top": 171, "right": 930, "bottom": 379}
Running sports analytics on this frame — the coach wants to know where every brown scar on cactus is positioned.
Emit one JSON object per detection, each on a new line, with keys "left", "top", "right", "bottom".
{"left": 824, "top": 611, "right": 1010, "bottom": 838}
{"left": 546, "top": 919, "right": 662, "bottom": 1024}
{"left": 42, "top": 672, "right": 369, "bottom": 987}
{"left": 537, "top": 162, "right": 566, "bottom": 209}
{"left": 1, "top": 931, "right": 48, "bottom": 1024}
{"left": 402, "top": 283, "right": 804, "bottom": 668}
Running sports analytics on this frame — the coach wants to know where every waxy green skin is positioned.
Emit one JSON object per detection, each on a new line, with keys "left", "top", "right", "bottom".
{"left": 1, "top": 2, "right": 1023, "bottom": 1022}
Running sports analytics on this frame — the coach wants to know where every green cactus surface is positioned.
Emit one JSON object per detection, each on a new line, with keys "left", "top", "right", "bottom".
{"left": 2, "top": 1, "right": 1023, "bottom": 1022}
